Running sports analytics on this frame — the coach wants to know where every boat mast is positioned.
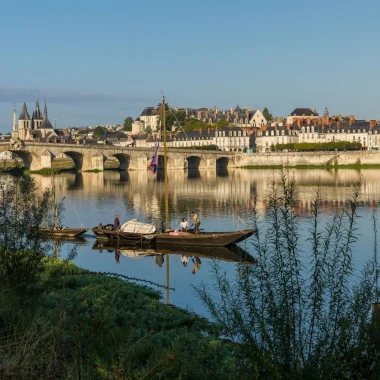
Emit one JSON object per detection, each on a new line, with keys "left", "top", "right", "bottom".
{"left": 162, "top": 96, "right": 170, "bottom": 304}
{"left": 52, "top": 172, "right": 59, "bottom": 230}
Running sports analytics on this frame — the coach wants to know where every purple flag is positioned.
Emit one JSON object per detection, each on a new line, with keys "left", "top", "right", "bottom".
{"left": 150, "top": 141, "right": 159, "bottom": 174}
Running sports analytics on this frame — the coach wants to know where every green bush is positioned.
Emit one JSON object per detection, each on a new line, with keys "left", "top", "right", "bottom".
{"left": 0, "top": 261, "right": 240, "bottom": 379}
{"left": 174, "top": 144, "right": 219, "bottom": 151}
{"left": 274, "top": 141, "right": 362, "bottom": 151}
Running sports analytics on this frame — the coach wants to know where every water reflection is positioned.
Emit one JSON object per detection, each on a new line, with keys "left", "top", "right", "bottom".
{"left": 24, "top": 167, "right": 380, "bottom": 315}
{"left": 30, "top": 168, "right": 380, "bottom": 222}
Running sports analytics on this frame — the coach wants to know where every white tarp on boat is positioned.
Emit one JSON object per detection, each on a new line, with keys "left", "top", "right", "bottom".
{"left": 120, "top": 219, "right": 156, "bottom": 234}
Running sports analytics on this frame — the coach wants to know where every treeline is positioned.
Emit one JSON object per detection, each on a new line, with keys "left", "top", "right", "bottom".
{"left": 272, "top": 141, "right": 362, "bottom": 151}
{"left": 175, "top": 144, "right": 219, "bottom": 151}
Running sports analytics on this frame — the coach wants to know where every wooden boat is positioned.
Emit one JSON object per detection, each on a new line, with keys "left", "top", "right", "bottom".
{"left": 36, "top": 226, "right": 88, "bottom": 238}
{"left": 32, "top": 172, "right": 88, "bottom": 238}
{"left": 154, "top": 229, "right": 255, "bottom": 247}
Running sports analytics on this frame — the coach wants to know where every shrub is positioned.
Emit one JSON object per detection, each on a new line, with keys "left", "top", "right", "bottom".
{"left": 0, "top": 175, "right": 53, "bottom": 288}
{"left": 275, "top": 141, "right": 362, "bottom": 151}
{"left": 196, "top": 172, "right": 380, "bottom": 378}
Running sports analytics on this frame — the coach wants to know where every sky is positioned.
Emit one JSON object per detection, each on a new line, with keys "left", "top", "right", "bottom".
{"left": 0, "top": 0, "right": 379, "bottom": 132}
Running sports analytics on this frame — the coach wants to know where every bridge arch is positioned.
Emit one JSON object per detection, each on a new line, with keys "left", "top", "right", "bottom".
{"left": 63, "top": 151, "right": 83, "bottom": 171}
{"left": 216, "top": 156, "right": 230, "bottom": 168}
{"left": 112, "top": 153, "right": 130, "bottom": 170}
{"left": 185, "top": 155, "right": 204, "bottom": 169}
{"left": 9, "top": 150, "right": 35, "bottom": 170}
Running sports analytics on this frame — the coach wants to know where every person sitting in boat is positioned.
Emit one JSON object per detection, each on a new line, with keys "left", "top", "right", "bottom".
{"left": 190, "top": 211, "right": 201, "bottom": 234}
{"left": 180, "top": 217, "right": 188, "bottom": 232}
{"left": 114, "top": 214, "right": 121, "bottom": 231}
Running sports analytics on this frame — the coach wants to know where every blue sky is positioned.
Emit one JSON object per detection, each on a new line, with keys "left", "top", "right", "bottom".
{"left": 0, "top": 0, "right": 378, "bottom": 132}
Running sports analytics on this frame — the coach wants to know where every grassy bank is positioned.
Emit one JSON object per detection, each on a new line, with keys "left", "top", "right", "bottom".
{"left": 239, "top": 163, "right": 380, "bottom": 170}
{"left": 0, "top": 260, "right": 236, "bottom": 379}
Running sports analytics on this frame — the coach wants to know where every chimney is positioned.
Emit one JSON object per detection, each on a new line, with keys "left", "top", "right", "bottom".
{"left": 230, "top": 108, "right": 233, "bottom": 114}
{"left": 349, "top": 115, "right": 355, "bottom": 126}
{"left": 337, "top": 121, "right": 341, "bottom": 128}
{"left": 370, "top": 120, "right": 377, "bottom": 128}
{"left": 246, "top": 105, "right": 250, "bottom": 118}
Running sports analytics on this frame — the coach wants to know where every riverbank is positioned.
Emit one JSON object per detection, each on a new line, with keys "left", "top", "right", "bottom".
{"left": 240, "top": 163, "right": 380, "bottom": 170}
{"left": 0, "top": 260, "right": 236, "bottom": 379}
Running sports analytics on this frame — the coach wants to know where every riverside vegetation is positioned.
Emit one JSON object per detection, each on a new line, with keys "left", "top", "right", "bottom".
{"left": 0, "top": 173, "right": 380, "bottom": 379}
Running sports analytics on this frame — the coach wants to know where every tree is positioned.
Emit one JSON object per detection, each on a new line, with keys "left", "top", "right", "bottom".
{"left": 123, "top": 117, "right": 134, "bottom": 132}
{"left": 93, "top": 126, "right": 107, "bottom": 139}
{"left": 182, "top": 119, "right": 213, "bottom": 131}
{"left": 215, "top": 119, "right": 229, "bottom": 129}
{"left": 263, "top": 107, "right": 273, "bottom": 121}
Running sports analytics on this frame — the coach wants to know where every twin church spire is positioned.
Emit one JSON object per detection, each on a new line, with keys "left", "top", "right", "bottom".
{"left": 14, "top": 97, "right": 54, "bottom": 140}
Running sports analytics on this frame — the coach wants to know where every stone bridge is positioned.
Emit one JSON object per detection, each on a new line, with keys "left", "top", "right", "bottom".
{"left": 0, "top": 142, "right": 239, "bottom": 171}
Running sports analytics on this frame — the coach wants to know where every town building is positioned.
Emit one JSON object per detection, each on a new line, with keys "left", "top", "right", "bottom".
{"left": 138, "top": 107, "right": 160, "bottom": 131}
{"left": 286, "top": 108, "right": 320, "bottom": 125}
{"left": 255, "top": 116, "right": 380, "bottom": 152}
{"left": 133, "top": 127, "right": 252, "bottom": 151}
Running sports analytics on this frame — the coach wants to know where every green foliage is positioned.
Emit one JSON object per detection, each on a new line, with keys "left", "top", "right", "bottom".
{"left": 196, "top": 172, "right": 380, "bottom": 379}
{"left": 93, "top": 126, "right": 107, "bottom": 139}
{"left": 182, "top": 119, "right": 213, "bottom": 131}
{"left": 215, "top": 119, "right": 229, "bottom": 129}
{"left": 167, "top": 110, "right": 187, "bottom": 131}
{"left": 0, "top": 175, "right": 53, "bottom": 289}
{"left": 0, "top": 261, "right": 240, "bottom": 379}
{"left": 123, "top": 116, "right": 133, "bottom": 131}
{"left": 175, "top": 144, "right": 219, "bottom": 151}
{"left": 274, "top": 141, "right": 362, "bottom": 151}
{"left": 262, "top": 107, "right": 273, "bottom": 121}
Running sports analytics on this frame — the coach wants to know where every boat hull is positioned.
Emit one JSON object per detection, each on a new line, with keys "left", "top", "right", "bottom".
{"left": 92, "top": 228, "right": 153, "bottom": 244}
{"left": 154, "top": 229, "right": 255, "bottom": 247}
{"left": 34, "top": 227, "right": 88, "bottom": 238}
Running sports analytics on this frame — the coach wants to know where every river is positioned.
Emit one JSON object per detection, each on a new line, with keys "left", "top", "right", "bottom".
{"left": 25, "top": 168, "right": 380, "bottom": 316}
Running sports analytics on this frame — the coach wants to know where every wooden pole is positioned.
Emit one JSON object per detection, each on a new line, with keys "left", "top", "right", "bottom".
{"left": 162, "top": 97, "right": 170, "bottom": 304}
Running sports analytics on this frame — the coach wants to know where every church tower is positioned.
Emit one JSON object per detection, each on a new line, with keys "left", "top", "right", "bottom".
{"left": 39, "top": 99, "right": 54, "bottom": 138}
{"left": 324, "top": 106, "right": 329, "bottom": 124}
{"left": 12, "top": 103, "right": 19, "bottom": 139}
{"left": 32, "top": 98, "right": 43, "bottom": 129}
{"left": 18, "top": 101, "right": 31, "bottom": 140}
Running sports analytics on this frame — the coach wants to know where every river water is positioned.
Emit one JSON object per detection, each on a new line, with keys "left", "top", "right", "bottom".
{"left": 26, "top": 168, "right": 380, "bottom": 316}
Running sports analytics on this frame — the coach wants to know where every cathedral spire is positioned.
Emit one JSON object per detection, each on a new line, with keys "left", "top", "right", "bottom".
{"left": 34, "top": 97, "right": 42, "bottom": 119}
{"left": 19, "top": 101, "right": 30, "bottom": 121}
{"left": 44, "top": 98, "right": 48, "bottom": 118}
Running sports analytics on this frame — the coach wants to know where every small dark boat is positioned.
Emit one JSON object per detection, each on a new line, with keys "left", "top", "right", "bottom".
{"left": 31, "top": 173, "right": 88, "bottom": 238}
{"left": 155, "top": 229, "right": 255, "bottom": 247}
{"left": 35, "top": 227, "right": 88, "bottom": 238}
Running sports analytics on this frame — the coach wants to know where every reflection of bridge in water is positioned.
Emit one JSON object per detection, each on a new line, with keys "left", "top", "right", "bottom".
{"left": 30, "top": 168, "right": 380, "bottom": 219}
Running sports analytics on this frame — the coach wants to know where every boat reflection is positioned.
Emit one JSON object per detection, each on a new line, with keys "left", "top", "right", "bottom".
{"left": 92, "top": 239, "right": 256, "bottom": 264}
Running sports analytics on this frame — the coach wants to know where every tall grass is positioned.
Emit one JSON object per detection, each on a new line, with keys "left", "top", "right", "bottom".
{"left": 196, "top": 171, "right": 380, "bottom": 379}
